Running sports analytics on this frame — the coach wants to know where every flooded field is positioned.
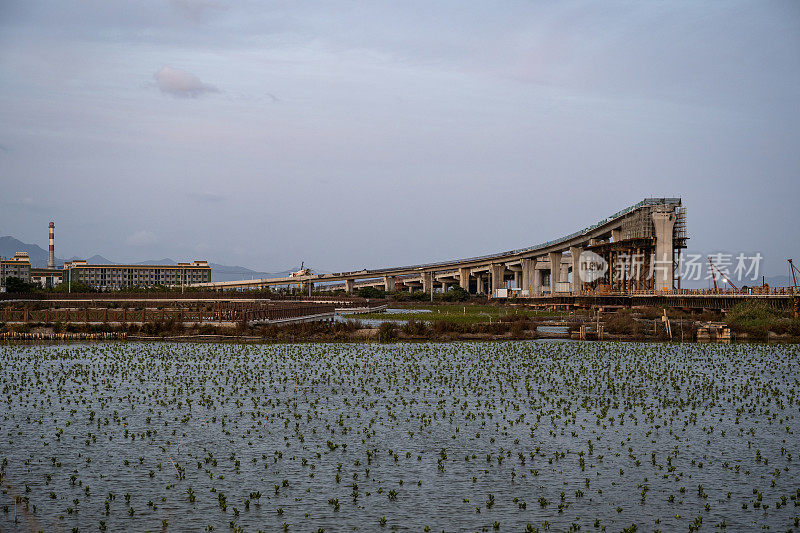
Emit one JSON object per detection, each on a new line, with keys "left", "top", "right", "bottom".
{"left": 1, "top": 341, "right": 798, "bottom": 532}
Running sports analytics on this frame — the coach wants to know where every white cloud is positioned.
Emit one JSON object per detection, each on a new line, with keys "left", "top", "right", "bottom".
{"left": 126, "top": 230, "right": 158, "bottom": 246}
{"left": 154, "top": 66, "right": 218, "bottom": 98}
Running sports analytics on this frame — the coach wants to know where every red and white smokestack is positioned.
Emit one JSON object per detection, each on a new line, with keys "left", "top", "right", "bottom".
{"left": 48, "top": 221, "right": 55, "bottom": 268}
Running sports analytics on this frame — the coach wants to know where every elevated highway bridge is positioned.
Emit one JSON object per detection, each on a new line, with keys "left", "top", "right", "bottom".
{"left": 186, "top": 196, "right": 797, "bottom": 313}
{"left": 192, "top": 198, "right": 688, "bottom": 296}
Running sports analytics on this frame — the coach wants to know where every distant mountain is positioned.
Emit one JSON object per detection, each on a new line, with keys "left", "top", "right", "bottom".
{"left": 137, "top": 258, "right": 178, "bottom": 266}
{"left": 86, "top": 255, "right": 114, "bottom": 264}
{"left": 0, "top": 236, "right": 64, "bottom": 267}
{"left": 208, "top": 264, "right": 315, "bottom": 282}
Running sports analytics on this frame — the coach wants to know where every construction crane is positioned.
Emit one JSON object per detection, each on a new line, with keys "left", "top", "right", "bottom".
{"left": 789, "top": 259, "right": 799, "bottom": 288}
{"left": 707, "top": 257, "right": 738, "bottom": 291}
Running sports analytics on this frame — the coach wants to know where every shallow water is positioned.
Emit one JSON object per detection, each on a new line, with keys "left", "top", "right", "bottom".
{"left": 0, "top": 341, "right": 798, "bottom": 532}
{"left": 335, "top": 308, "right": 432, "bottom": 327}
{"left": 535, "top": 326, "right": 569, "bottom": 334}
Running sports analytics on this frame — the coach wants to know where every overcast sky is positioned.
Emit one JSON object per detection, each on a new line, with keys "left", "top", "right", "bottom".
{"left": 1, "top": 1, "right": 798, "bottom": 276}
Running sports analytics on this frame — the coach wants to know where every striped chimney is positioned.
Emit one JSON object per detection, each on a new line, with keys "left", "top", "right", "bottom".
{"left": 48, "top": 221, "right": 55, "bottom": 268}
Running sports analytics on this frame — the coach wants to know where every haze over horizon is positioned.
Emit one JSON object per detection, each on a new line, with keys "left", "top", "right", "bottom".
{"left": 1, "top": 1, "right": 798, "bottom": 276}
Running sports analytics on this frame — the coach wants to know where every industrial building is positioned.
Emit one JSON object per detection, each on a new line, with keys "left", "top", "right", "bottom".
{"left": 63, "top": 260, "right": 211, "bottom": 290}
{"left": 0, "top": 252, "right": 32, "bottom": 286}
{"left": 0, "top": 221, "right": 212, "bottom": 291}
{"left": 30, "top": 268, "right": 63, "bottom": 288}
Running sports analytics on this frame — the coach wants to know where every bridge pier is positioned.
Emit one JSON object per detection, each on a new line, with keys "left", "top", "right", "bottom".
{"left": 459, "top": 268, "right": 470, "bottom": 291}
{"left": 344, "top": 279, "right": 354, "bottom": 294}
{"left": 521, "top": 259, "right": 534, "bottom": 294}
{"left": 383, "top": 276, "right": 396, "bottom": 292}
{"left": 570, "top": 246, "right": 583, "bottom": 293}
{"left": 475, "top": 274, "right": 485, "bottom": 295}
{"left": 548, "top": 252, "right": 562, "bottom": 294}
{"left": 422, "top": 272, "right": 433, "bottom": 293}
{"left": 652, "top": 211, "right": 676, "bottom": 291}
{"left": 533, "top": 263, "right": 543, "bottom": 295}
{"left": 490, "top": 264, "right": 506, "bottom": 294}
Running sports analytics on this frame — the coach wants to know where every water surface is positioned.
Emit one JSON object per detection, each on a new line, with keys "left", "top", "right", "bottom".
{"left": 0, "top": 341, "right": 797, "bottom": 532}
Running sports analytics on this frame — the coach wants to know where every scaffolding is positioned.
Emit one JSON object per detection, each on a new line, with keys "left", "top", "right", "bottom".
{"left": 620, "top": 205, "right": 687, "bottom": 249}
{"left": 673, "top": 207, "right": 687, "bottom": 249}
{"left": 585, "top": 203, "right": 687, "bottom": 293}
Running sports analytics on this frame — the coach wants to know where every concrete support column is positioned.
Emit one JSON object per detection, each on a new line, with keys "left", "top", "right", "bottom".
{"left": 383, "top": 276, "right": 396, "bottom": 292}
{"left": 533, "top": 263, "right": 542, "bottom": 295}
{"left": 569, "top": 246, "right": 583, "bottom": 293}
{"left": 611, "top": 228, "right": 622, "bottom": 242}
{"left": 652, "top": 211, "right": 676, "bottom": 291}
{"left": 513, "top": 270, "right": 521, "bottom": 289}
{"left": 344, "top": 279, "right": 354, "bottom": 294}
{"left": 422, "top": 272, "right": 432, "bottom": 293}
{"left": 521, "top": 259, "right": 534, "bottom": 294}
{"left": 548, "top": 252, "right": 562, "bottom": 294}
{"left": 476, "top": 274, "right": 484, "bottom": 294}
{"left": 441, "top": 281, "right": 448, "bottom": 292}
{"left": 459, "top": 268, "right": 470, "bottom": 291}
{"left": 490, "top": 264, "right": 506, "bottom": 293}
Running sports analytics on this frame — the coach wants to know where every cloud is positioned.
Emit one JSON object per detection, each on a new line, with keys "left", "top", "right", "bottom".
{"left": 154, "top": 66, "right": 218, "bottom": 98}
{"left": 187, "top": 191, "right": 225, "bottom": 203}
{"left": 126, "top": 230, "right": 159, "bottom": 247}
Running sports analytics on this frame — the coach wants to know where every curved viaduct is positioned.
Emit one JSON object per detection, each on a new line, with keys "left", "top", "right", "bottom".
{"left": 192, "top": 198, "right": 686, "bottom": 296}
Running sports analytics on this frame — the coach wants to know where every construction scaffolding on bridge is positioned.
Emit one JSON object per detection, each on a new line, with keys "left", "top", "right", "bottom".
{"left": 584, "top": 205, "right": 687, "bottom": 293}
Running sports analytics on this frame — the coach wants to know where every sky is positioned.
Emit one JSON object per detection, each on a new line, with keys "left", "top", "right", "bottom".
{"left": 1, "top": 0, "right": 798, "bottom": 277}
